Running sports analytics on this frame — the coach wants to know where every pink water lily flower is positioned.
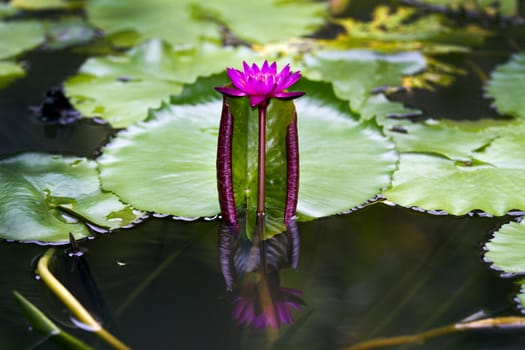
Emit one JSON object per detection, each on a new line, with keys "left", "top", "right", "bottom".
{"left": 215, "top": 60, "right": 304, "bottom": 107}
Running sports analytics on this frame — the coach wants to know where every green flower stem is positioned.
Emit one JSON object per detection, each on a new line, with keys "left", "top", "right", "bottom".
{"left": 36, "top": 248, "right": 131, "bottom": 350}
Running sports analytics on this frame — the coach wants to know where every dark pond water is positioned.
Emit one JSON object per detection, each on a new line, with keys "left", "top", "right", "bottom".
{"left": 2, "top": 5, "right": 525, "bottom": 350}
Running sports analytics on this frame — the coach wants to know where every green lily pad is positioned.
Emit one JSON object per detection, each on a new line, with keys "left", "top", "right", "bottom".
{"left": 333, "top": 5, "right": 489, "bottom": 53}
{"left": 86, "top": 0, "right": 325, "bottom": 46}
{"left": 65, "top": 74, "right": 181, "bottom": 128}
{"left": 0, "top": 4, "right": 17, "bottom": 18}
{"left": 485, "top": 52, "right": 525, "bottom": 119}
{"left": 0, "top": 153, "right": 142, "bottom": 243}
{"left": 417, "top": 0, "right": 517, "bottom": 16}
{"left": 386, "top": 119, "right": 503, "bottom": 162}
{"left": 485, "top": 220, "right": 525, "bottom": 274}
{"left": 484, "top": 219, "right": 525, "bottom": 310}
{"left": 301, "top": 50, "right": 425, "bottom": 115}
{"left": 0, "top": 20, "right": 45, "bottom": 60}
{"left": 10, "top": 0, "right": 83, "bottom": 10}
{"left": 64, "top": 39, "right": 263, "bottom": 127}
{"left": 0, "top": 61, "right": 25, "bottom": 89}
{"left": 383, "top": 117, "right": 525, "bottom": 215}
{"left": 42, "top": 17, "right": 97, "bottom": 50}
{"left": 98, "top": 78, "right": 397, "bottom": 234}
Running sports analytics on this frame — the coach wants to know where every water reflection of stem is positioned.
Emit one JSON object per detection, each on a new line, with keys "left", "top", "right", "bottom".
{"left": 36, "top": 248, "right": 130, "bottom": 350}
{"left": 343, "top": 316, "right": 525, "bottom": 350}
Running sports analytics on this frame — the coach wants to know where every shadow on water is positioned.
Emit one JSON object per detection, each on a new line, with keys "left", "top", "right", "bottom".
{"left": 1, "top": 204, "right": 525, "bottom": 349}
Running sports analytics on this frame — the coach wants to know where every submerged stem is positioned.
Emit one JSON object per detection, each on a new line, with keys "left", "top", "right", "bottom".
{"left": 36, "top": 248, "right": 130, "bottom": 350}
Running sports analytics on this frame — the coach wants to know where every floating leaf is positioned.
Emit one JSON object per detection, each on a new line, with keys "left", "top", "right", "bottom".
{"left": 0, "top": 20, "right": 45, "bottom": 60}
{"left": 0, "top": 153, "right": 142, "bottom": 243}
{"left": 485, "top": 52, "right": 525, "bottom": 119}
{"left": 383, "top": 117, "right": 525, "bottom": 215}
{"left": 0, "top": 61, "right": 25, "bottom": 89}
{"left": 86, "top": 0, "right": 325, "bottom": 46}
{"left": 484, "top": 219, "right": 525, "bottom": 310}
{"left": 333, "top": 5, "right": 489, "bottom": 53}
{"left": 65, "top": 74, "right": 181, "bottom": 128}
{"left": 0, "top": 3, "right": 17, "bottom": 18}
{"left": 301, "top": 49, "right": 425, "bottom": 115}
{"left": 417, "top": 0, "right": 517, "bottom": 16}
{"left": 10, "top": 0, "right": 83, "bottom": 10}
{"left": 64, "top": 39, "right": 262, "bottom": 127}
{"left": 42, "top": 17, "right": 97, "bottom": 50}
{"left": 98, "top": 78, "right": 397, "bottom": 233}
{"left": 386, "top": 119, "right": 503, "bottom": 162}
{"left": 485, "top": 220, "right": 525, "bottom": 274}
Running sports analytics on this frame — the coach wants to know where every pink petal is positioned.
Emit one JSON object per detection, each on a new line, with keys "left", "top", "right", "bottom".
{"left": 249, "top": 95, "right": 267, "bottom": 107}
{"left": 273, "top": 91, "right": 305, "bottom": 99}
{"left": 215, "top": 86, "right": 247, "bottom": 97}
{"left": 251, "top": 62, "right": 260, "bottom": 74}
{"left": 261, "top": 60, "right": 269, "bottom": 73}
{"left": 269, "top": 61, "right": 277, "bottom": 74}
{"left": 242, "top": 61, "right": 252, "bottom": 75}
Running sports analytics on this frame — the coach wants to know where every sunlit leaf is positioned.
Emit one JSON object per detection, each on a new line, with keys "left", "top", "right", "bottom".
{"left": 0, "top": 20, "right": 45, "bottom": 59}
{"left": 98, "top": 78, "right": 397, "bottom": 233}
{"left": 485, "top": 220, "right": 525, "bottom": 274}
{"left": 10, "top": 0, "right": 83, "bottom": 10}
{"left": 386, "top": 119, "right": 504, "bottom": 161}
{"left": 0, "top": 3, "right": 17, "bottom": 18}
{"left": 0, "top": 61, "right": 25, "bottom": 89}
{"left": 0, "top": 153, "right": 142, "bottom": 243}
{"left": 301, "top": 49, "right": 425, "bottom": 114}
{"left": 86, "top": 0, "right": 325, "bottom": 46}
{"left": 417, "top": 0, "right": 517, "bottom": 16}
{"left": 65, "top": 74, "right": 181, "bottom": 128}
{"left": 332, "top": 6, "right": 490, "bottom": 53}
{"left": 485, "top": 51, "right": 525, "bottom": 119}
{"left": 65, "top": 39, "right": 262, "bottom": 127}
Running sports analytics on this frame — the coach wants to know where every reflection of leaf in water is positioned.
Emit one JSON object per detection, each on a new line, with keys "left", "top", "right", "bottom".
{"left": 0, "top": 153, "right": 143, "bottom": 243}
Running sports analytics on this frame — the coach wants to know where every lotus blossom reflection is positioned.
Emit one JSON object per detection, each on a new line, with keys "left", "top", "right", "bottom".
{"left": 232, "top": 271, "right": 305, "bottom": 329}
{"left": 215, "top": 60, "right": 304, "bottom": 107}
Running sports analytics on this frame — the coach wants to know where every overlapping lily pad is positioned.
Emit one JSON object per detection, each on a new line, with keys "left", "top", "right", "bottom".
{"left": 485, "top": 52, "right": 525, "bottom": 119}
{"left": 0, "top": 153, "right": 142, "bottom": 243}
{"left": 86, "top": 0, "right": 325, "bottom": 46}
{"left": 333, "top": 5, "right": 489, "bottom": 53}
{"left": 383, "top": 121, "right": 525, "bottom": 215}
{"left": 301, "top": 50, "right": 425, "bottom": 115}
{"left": 97, "top": 78, "right": 396, "bottom": 236}
{"left": 64, "top": 39, "right": 262, "bottom": 127}
{"left": 418, "top": 0, "right": 517, "bottom": 16}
